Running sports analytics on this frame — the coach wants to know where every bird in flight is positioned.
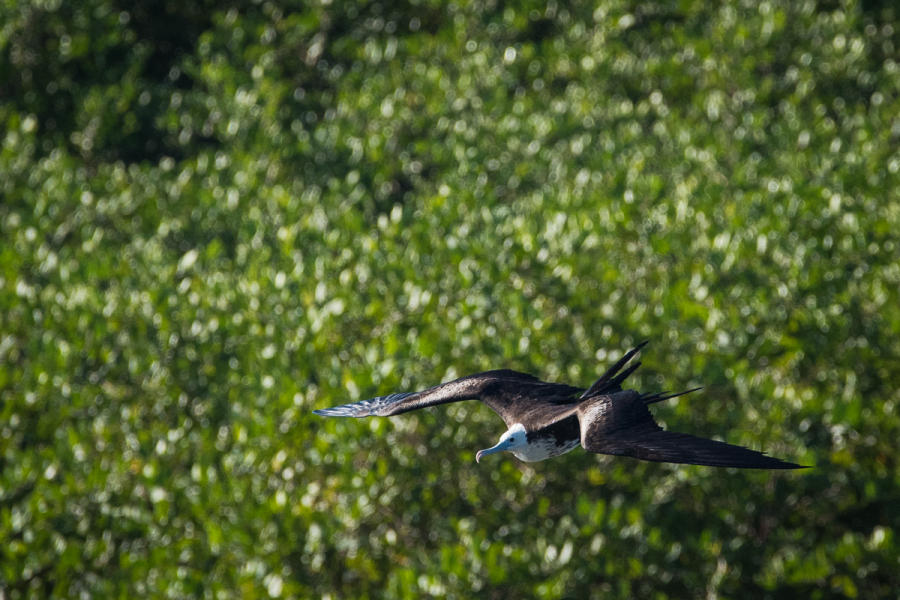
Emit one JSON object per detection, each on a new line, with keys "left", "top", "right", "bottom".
{"left": 313, "top": 342, "right": 806, "bottom": 469}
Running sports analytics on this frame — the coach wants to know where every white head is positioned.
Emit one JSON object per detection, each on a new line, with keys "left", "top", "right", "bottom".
{"left": 475, "top": 423, "right": 528, "bottom": 462}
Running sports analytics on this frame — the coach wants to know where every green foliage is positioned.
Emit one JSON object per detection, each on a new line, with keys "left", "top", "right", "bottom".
{"left": 2, "top": 0, "right": 899, "bottom": 597}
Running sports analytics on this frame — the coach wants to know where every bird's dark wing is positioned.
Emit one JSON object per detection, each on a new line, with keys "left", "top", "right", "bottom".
{"left": 577, "top": 391, "right": 805, "bottom": 469}
{"left": 313, "top": 369, "right": 580, "bottom": 427}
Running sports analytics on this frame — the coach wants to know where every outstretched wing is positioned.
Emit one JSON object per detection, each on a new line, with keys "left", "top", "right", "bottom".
{"left": 577, "top": 391, "right": 804, "bottom": 469}
{"left": 313, "top": 369, "right": 577, "bottom": 427}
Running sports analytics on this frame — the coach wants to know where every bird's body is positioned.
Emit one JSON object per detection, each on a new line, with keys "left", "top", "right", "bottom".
{"left": 313, "top": 342, "right": 806, "bottom": 469}
{"left": 488, "top": 421, "right": 581, "bottom": 462}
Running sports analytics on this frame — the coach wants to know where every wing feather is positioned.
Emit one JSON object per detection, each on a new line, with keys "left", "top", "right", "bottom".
{"left": 577, "top": 391, "right": 804, "bottom": 469}
{"left": 593, "top": 428, "right": 804, "bottom": 469}
{"left": 312, "top": 392, "right": 418, "bottom": 417}
{"left": 312, "top": 369, "right": 575, "bottom": 426}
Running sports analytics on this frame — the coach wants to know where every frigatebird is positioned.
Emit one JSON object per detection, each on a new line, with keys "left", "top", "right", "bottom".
{"left": 313, "top": 342, "right": 805, "bottom": 469}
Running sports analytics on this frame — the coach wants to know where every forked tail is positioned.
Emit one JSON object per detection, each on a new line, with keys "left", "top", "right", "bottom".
{"left": 579, "top": 340, "right": 648, "bottom": 399}
{"left": 582, "top": 342, "right": 702, "bottom": 405}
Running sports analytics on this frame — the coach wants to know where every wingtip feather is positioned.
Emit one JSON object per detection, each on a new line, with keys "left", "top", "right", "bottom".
{"left": 312, "top": 391, "right": 418, "bottom": 418}
{"left": 312, "top": 406, "right": 365, "bottom": 418}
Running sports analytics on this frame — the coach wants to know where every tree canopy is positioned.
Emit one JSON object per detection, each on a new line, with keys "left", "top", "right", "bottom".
{"left": 2, "top": 0, "right": 899, "bottom": 597}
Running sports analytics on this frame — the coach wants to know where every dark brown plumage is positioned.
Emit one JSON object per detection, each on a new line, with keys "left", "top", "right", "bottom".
{"left": 313, "top": 342, "right": 806, "bottom": 469}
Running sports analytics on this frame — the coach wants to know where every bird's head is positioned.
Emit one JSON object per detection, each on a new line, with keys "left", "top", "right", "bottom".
{"left": 476, "top": 423, "right": 528, "bottom": 462}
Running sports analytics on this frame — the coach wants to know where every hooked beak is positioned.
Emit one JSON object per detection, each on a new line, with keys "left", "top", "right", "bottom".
{"left": 475, "top": 440, "right": 508, "bottom": 463}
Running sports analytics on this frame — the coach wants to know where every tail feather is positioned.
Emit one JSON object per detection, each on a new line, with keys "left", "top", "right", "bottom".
{"left": 580, "top": 341, "right": 648, "bottom": 399}
{"left": 641, "top": 386, "right": 703, "bottom": 405}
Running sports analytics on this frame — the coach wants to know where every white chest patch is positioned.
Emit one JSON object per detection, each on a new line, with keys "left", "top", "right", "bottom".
{"left": 512, "top": 438, "right": 581, "bottom": 462}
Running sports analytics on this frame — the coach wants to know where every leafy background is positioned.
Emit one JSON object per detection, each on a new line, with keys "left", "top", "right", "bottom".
{"left": 2, "top": 0, "right": 899, "bottom": 598}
